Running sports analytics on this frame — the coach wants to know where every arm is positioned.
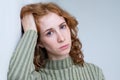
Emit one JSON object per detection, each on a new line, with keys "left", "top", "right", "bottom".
{"left": 8, "top": 14, "right": 37, "bottom": 80}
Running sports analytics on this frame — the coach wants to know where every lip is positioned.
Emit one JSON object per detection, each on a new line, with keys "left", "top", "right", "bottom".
{"left": 59, "top": 44, "right": 69, "bottom": 50}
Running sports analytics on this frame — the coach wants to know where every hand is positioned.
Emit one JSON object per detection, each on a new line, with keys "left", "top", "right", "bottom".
{"left": 21, "top": 13, "right": 37, "bottom": 32}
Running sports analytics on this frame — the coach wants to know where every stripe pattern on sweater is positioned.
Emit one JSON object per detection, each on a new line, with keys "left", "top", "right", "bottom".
{"left": 8, "top": 30, "right": 105, "bottom": 80}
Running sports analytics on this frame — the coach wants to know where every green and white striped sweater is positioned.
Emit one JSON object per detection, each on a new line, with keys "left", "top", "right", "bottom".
{"left": 7, "top": 30, "right": 105, "bottom": 80}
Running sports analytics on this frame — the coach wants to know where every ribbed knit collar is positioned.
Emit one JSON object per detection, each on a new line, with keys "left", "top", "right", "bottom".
{"left": 45, "top": 57, "right": 74, "bottom": 70}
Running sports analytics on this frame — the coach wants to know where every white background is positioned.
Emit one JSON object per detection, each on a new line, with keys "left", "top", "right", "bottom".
{"left": 0, "top": 0, "right": 120, "bottom": 80}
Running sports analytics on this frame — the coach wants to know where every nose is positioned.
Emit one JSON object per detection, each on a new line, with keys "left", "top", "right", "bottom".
{"left": 57, "top": 32, "right": 65, "bottom": 43}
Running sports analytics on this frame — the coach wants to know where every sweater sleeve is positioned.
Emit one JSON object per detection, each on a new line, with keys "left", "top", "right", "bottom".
{"left": 98, "top": 68, "right": 105, "bottom": 80}
{"left": 7, "top": 30, "right": 38, "bottom": 80}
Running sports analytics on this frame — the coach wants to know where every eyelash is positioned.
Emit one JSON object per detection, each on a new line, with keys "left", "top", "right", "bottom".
{"left": 60, "top": 24, "right": 66, "bottom": 29}
{"left": 46, "top": 31, "right": 53, "bottom": 36}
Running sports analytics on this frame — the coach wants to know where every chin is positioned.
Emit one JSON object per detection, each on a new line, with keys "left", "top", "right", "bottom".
{"left": 60, "top": 49, "right": 70, "bottom": 56}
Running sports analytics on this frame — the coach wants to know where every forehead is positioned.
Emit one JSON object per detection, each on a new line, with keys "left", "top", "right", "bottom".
{"left": 38, "top": 12, "right": 65, "bottom": 31}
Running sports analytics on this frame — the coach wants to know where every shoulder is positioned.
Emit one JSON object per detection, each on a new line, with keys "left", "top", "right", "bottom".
{"left": 83, "top": 62, "right": 101, "bottom": 70}
{"left": 83, "top": 62, "right": 103, "bottom": 74}
{"left": 82, "top": 62, "right": 105, "bottom": 79}
{"left": 74, "top": 62, "right": 105, "bottom": 79}
{"left": 84, "top": 62, "right": 100, "bottom": 68}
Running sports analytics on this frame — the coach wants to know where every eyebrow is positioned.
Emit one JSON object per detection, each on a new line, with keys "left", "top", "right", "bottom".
{"left": 43, "top": 22, "right": 66, "bottom": 33}
{"left": 59, "top": 22, "right": 66, "bottom": 27}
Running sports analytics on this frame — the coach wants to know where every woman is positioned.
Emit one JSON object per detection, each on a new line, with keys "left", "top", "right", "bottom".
{"left": 8, "top": 2, "right": 105, "bottom": 80}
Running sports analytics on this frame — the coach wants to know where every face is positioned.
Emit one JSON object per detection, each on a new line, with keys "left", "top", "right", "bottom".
{"left": 38, "top": 12, "right": 71, "bottom": 60}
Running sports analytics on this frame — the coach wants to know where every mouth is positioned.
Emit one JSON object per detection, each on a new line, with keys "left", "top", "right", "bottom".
{"left": 59, "top": 44, "right": 69, "bottom": 50}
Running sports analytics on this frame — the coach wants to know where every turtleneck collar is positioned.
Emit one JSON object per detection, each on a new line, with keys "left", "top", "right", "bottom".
{"left": 45, "top": 57, "right": 74, "bottom": 70}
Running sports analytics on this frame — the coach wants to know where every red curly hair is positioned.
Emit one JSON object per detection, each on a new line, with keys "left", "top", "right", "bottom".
{"left": 20, "top": 2, "right": 84, "bottom": 71}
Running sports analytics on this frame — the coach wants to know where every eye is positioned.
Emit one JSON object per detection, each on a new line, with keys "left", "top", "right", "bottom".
{"left": 60, "top": 24, "right": 66, "bottom": 29}
{"left": 46, "top": 31, "right": 53, "bottom": 37}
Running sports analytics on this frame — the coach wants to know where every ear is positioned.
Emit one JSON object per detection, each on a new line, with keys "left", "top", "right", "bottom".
{"left": 38, "top": 42, "right": 44, "bottom": 48}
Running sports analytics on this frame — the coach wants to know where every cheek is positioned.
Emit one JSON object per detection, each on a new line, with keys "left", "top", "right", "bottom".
{"left": 67, "top": 29, "right": 72, "bottom": 44}
{"left": 65, "top": 28, "right": 71, "bottom": 39}
{"left": 42, "top": 38, "right": 57, "bottom": 49}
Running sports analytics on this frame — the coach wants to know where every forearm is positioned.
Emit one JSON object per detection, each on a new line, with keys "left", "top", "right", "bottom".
{"left": 7, "top": 30, "right": 37, "bottom": 80}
